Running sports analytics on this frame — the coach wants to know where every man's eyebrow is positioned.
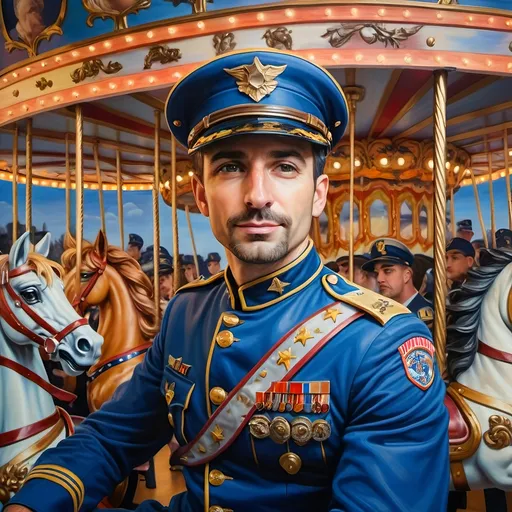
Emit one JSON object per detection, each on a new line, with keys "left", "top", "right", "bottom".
{"left": 268, "top": 150, "right": 306, "bottom": 164}
{"left": 210, "top": 150, "right": 246, "bottom": 163}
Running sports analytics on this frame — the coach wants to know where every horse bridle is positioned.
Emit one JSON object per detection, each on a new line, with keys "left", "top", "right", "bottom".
{"left": 71, "top": 251, "right": 107, "bottom": 316}
{"left": 0, "top": 262, "right": 88, "bottom": 355}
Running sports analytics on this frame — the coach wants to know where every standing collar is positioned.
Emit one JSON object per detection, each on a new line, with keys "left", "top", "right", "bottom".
{"left": 403, "top": 291, "right": 418, "bottom": 307}
{"left": 224, "top": 240, "right": 323, "bottom": 311}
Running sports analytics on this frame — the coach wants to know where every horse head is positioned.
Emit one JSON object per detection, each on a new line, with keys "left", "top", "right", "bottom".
{"left": 0, "top": 232, "right": 103, "bottom": 376}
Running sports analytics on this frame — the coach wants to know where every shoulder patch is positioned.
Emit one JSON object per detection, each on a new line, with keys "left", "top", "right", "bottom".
{"left": 418, "top": 307, "right": 434, "bottom": 322}
{"left": 321, "top": 274, "right": 409, "bottom": 325}
{"left": 176, "top": 270, "right": 225, "bottom": 294}
{"left": 398, "top": 337, "right": 435, "bottom": 390}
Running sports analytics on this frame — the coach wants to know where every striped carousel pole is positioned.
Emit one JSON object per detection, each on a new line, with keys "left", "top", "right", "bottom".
{"left": 12, "top": 124, "right": 19, "bottom": 242}
{"left": 153, "top": 110, "right": 161, "bottom": 320}
{"left": 432, "top": 70, "right": 448, "bottom": 376}
{"left": 75, "top": 106, "right": 84, "bottom": 296}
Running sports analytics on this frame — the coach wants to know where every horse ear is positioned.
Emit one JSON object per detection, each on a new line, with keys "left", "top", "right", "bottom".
{"left": 35, "top": 233, "right": 51, "bottom": 257}
{"left": 94, "top": 230, "right": 108, "bottom": 261}
{"left": 9, "top": 232, "right": 31, "bottom": 270}
{"left": 63, "top": 231, "right": 76, "bottom": 251}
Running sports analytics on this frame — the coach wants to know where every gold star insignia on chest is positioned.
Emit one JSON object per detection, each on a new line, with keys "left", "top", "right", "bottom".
{"left": 323, "top": 308, "right": 341, "bottom": 323}
{"left": 294, "top": 327, "right": 314, "bottom": 347}
{"left": 211, "top": 424, "right": 224, "bottom": 444}
{"left": 224, "top": 57, "right": 287, "bottom": 103}
{"left": 267, "top": 277, "right": 290, "bottom": 295}
{"left": 276, "top": 347, "right": 297, "bottom": 371}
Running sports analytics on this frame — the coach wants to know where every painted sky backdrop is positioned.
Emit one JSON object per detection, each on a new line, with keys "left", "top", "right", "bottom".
{"left": 0, "top": 177, "right": 509, "bottom": 258}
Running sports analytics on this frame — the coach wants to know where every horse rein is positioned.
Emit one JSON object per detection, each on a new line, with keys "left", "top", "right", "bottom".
{"left": 71, "top": 251, "right": 107, "bottom": 316}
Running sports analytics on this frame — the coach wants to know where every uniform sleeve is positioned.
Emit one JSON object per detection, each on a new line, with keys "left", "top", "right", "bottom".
{"left": 330, "top": 316, "right": 449, "bottom": 512}
{"left": 7, "top": 305, "right": 175, "bottom": 512}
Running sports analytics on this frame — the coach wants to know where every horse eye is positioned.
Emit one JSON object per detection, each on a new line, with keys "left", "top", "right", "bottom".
{"left": 20, "top": 288, "right": 40, "bottom": 305}
{"left": 80, "top": 272, "right": 93, "bottom": 280}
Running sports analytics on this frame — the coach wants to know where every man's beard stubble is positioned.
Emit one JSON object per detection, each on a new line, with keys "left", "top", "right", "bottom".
{"left": 227, "top": 207, "right": 293, "bottom": 264}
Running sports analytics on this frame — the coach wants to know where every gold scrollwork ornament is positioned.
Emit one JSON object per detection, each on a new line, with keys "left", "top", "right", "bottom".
{"left": 82, "top": 0, "right": 151, "bottom": 31}
{"left": 0, "top": 0, "right": 67, "bottom": 57}
{"left": 213, "top": 32, "right": 236, "bottom": 55}
{"left": 0, "top": 462, "right": 29, "bottom": 504}
{"left": 36, "top": 77, "right": 53, "bottom": 91}
{"left": 262, "top": 27, "right": 293, "bottom": 50}
{"left": 143, "top": 45, "right": 182, "bottom": 70}
{"left": 71, "top": 59, "right": 123, "bottom": 84}
{"left": 484, "top": 415, "right": 512, "bottom": 450}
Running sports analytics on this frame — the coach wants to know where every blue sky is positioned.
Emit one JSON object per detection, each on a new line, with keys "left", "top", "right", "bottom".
{"left": 0, "top": 177, "right": 509, "bottom": 258}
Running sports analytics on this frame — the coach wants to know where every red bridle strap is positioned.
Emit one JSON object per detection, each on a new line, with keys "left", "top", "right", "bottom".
{"left": 0, "top": 355, "right": 76, "bottom": 403}
{"left": 71, "top": 255, "right": 107, "bottom": 314}
{"left": 478, "top": 340, "right": 512, "bottom": 365}
{"left": 0, "top": 409, "right": 60, "bottom": 448}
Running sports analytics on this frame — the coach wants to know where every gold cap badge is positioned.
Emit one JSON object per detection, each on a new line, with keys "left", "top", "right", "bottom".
{"left": 376, "top": 240, "right": 387, "bottom": 255}
{"left": 224, "top": 57, "right": 287, "bottom": 102}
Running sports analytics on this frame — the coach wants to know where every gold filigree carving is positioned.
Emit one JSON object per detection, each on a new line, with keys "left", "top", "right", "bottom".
{"left": 0, "top": 1, "right": 67, "bottom": 57}
{"left": 143, "top": 45, "right": 182, "bottom": 70}
{"left": 322, "top": 24, "right": 422, "bottom": 49}
{"left": 224, "top": 57, "right": 287, "bottom": 103}
{"left": 12, "top": 90, "right": 19, "bottom": 97}
{"left": 484, "top": 415, "right": 512, "bottom": 450}
{"left": 213, "top": 32, "right": 236, "bottom": 55}
{"left": 0, "top": 462, "right": 29, "bottom": 504}
{"left": 35, "top": 77, "right": 53, "bottom": 91}
{"left": 438, "top": 0, "right": 458, "bottom": 4}
{"left": 71, "top": 59, "right": 123, "bottom": 84}
{"left": 262, "top": 27, "right": 293, "bottom": 50}
{"left": 82, "top": 0, "right": 151, "bottom": 31}
{"left": 165, "top": 0, "right": 213, "bottom": 13}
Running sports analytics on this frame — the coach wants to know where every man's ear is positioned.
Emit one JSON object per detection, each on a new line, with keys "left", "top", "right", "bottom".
{"left": 467, "top": 256, "right": 475, "bottom": 267}
{"left": 312, "top": 174, "right": 329, "bottom": 218}
{"left": 191, "top": 174, "right": 209, "bottom": 217}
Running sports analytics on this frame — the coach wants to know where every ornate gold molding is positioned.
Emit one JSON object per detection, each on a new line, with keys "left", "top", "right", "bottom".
{"left": 263, "top": 27, "right": 293, "bottom": 50}
{"left": 71, "top": 59, "right": 123, "bottom": 84}
{"left": 82, "top": 0, "right": 151, "bottom": 31}
{"left": 35, "top": 77, "right": 53, "bottom": 91}
{"left": 143, "top": 45, "right": 182, "bottom": 70}
{"left": 484, "top": 415, "right": 512, "bottom": 450}
{"left": 213, "top": 32, "right": 236, "bottom": 55}
{"left": 0, "top": 0, "right": 67, "bottom": 58}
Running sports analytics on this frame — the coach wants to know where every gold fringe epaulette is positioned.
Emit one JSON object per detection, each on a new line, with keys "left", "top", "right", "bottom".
{"left": 321, "top": 274, "right": 409, "bottom": 325}
{"left": 176, "top": 270, "right": 225, "bottom": 294}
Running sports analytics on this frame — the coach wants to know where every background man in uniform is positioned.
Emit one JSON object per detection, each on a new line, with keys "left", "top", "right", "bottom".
{"left": 446, "top": 237, "right": 475, "bottom": 289}
{"left": 363, "top": 238, "right": 433, "bottom": 328}
{"left": 182, "top": 254, "right": 199, "bottom": 282}
{"left": 126, "top": 233, "right": 144, "bottom": 262}
{"left": 206, "top": 252, "right": 222, "bottom": 276}
{"left": 456, "top": 219, "right": 474, "bottom": 242}
{"left": 140, "top": 245, "right": 176, "bottom": 303}
{"left": 496, "top": 228, "right": 512, "bottom": 249}
{"left": 335, "top": 254, "right": 377, "bottom": 290}
{"left": 7, "top": 49, "right": 448, "bottom": 512}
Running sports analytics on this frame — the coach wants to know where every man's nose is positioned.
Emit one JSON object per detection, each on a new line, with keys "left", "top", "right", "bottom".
{"left": 244, "top": 168, "right": 273, "bottom": 210}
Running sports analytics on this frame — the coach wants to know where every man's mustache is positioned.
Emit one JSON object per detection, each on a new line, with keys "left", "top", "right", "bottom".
{"left": 228, "top": 208, "right": 292, "bottom": 230}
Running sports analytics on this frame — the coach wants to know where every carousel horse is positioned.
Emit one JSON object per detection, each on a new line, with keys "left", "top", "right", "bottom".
{"left": 0, "top": 232, "right": 103, "bottom": 504}
{"left": 446, "top": 247, "right": 512, "bottom": 501}
{"left": 61, "top": 230, "right": 158, "bottom": 413}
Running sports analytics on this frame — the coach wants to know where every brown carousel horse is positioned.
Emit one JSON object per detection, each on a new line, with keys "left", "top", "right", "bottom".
{"left": 61, "top": 230, "right": 158, "bottom": 413}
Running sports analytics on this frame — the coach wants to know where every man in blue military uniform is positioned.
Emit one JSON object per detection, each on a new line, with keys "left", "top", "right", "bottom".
{"left": 6, "top": 50, "right": 448, "bottom": 512}
{"left": 127, "top": 233, "right": 144, "bottom": 262}
{"left": 206, "top": 252, "right": 222, "bottom": 276}
{"left": 496, "top": 228, "right": 512, "bottom": 249}
{"left": 446, "top": 237, "right": 475, "bottom": 290}
{"left": 456, "top": 219, "right": 474, "bottom": 242}
{"left": 363, "top": 238, "right": 434, "bottom": 328}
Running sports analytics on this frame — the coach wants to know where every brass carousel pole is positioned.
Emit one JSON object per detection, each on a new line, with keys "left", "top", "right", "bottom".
{"left": 487, "top": 144, "right": 496, "bottom": 248}
{"left": 153, "top": 110, "right": 161, "bottom": 319}
{"left": 185, "top": 205, "right": 200, "bottom": 275}
{"left": 25, "top": 119, "right": 33, "bottom": 238}
{"left": 65, "top": 133, "right": 71, "bottom": 235}
{"left": 75, "top": 106, "right": 84, "bottom": 295}
{"left": 450, "top": 187, "right": 456, "bottom": 238}
{"left": 116, "top": 149, "right": 124, "bottom": 249}
{"left": 93, "top": 143, "right": 106, "bottom": 234}
{"left": 12, "top": 124, "right": 18, "bottom": 242}
{"left": 505, "top": 130, "right": 512, "bottom": 230}
{"left": 171, "top": 135, "right": 180, "bottom": 295}
{"left": 469, "top": 168, "right": 489, "bottom": 248}
{"left": 432, "top": 70, "right": 448, "bottom": 376}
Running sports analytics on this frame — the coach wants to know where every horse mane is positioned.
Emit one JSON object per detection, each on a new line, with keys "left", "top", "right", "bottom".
{"left": 0, "top": 253, "right": 64, "bottom": 285}
{"left": 447, "top": 248, "right": 512, "bottom": 379}
{"left": 61, "top": 237, "right": 158, "bottom": 339}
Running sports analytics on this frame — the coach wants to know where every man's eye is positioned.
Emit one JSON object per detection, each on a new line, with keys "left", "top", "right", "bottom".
{"left": 218, "top": 163, "right": 242, "bottom": 173}
{"left": 277, "top": 164, "right": 296, "bottom": 173}
{"left": 20, "top": 288, "right": 40, "bottom": 305}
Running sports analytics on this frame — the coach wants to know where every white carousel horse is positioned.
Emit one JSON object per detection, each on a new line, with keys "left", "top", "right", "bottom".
{"left": 446, "top": 247, "right": 512, "bottom": 494}
{"left": 0, "top": 232, "right": 103, "bottom": 504}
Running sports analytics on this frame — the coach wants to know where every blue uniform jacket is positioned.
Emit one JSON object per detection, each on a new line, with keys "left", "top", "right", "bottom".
{"left": 8, "top": 242, "right": 449, "bottom": 512}
{"left": 407, "top": 292, "right": 434, "bottom": 330}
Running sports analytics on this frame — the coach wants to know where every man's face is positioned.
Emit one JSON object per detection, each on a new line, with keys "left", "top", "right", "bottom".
{"left": 192, "top": 135, "right": 328, "bottom": 265}
{"left": 457, "top": 230, "right": 473, "bottom": 242}
{"left": 446, "top": 251, "right": 474, "bottom": 282}
{"left": 159, "top": 273, "right": 174, "bottom": 299}
{"left": 184, "top": 264, "right": 198, "bottom": 282}
{"left": 208, "top": 261, "right": 221, "bottom": 275}
{"left": 127, "top": 245, "right": 141, "bottom": 260}
{"left": 374, "top": 263, "right": 410, "bottom": 301}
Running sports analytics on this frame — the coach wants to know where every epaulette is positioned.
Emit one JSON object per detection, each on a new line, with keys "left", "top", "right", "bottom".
{"left": 418, "top": 306, "right": 434, "bottom": 322}
{"left": 176, "top": 270, "right": 225, "bottom": 294}
{"left": 321, "top": 274, "right": 409, "bottom": 325}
